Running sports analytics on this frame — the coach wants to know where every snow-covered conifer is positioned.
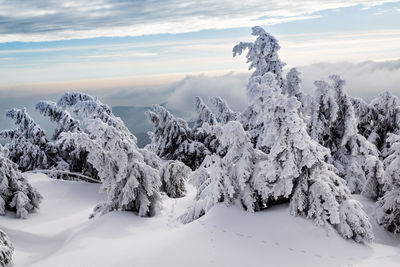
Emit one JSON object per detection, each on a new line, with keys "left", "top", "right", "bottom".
{"left": 35, "top": 100, "right": 97, "bottom": 180}
{"left": 376, "top": 133, "right": 400, "bottom": 233}
{"left": 192, "top": 97, "right": 225, "bottom": 156}
{"left": 193, "top": 96, "right": 217, "bottom": 131}
{"left": 252, "top": 86, "right": 373, "bottom": 242}
{"left": 309, "top": 79, "right": 338, "bottom": 145}
{"left": 233, "top": 26, "right": 286, "bottom": 101}
{"left": 146, "top": 104, "right": 209, "bottom": 170}
{"left": 0, "top": 230, "right": 13, "bottom": 267}
{"left": 182, "top": 121, "right": 257, "bottom": 223}
{"left": 209, "top": 96, "right": 239, "bottom": 124}
{"left": 0, "top": 108, "right": 48, "bottom": 171}
{"left": 159, "top": 160, "right": 191, "bottom": 198}
{"left": 370, "top": 92, "right": 400, "bottom": 151}
{"left": 351, "top": 97, "right": 377, "bottom": 143}
{"left": 285, "top": 68, "right": 312, "bottom": 118}
{"left": 310, "top": 75, "right": 383, "bottom": 194}
{"left": 0, "top": 145, "right": 42, "bottom": 218}
{"left": 240, "top": 72, "right": 280, "bottom": 151}
{"left": 54, "top": 92, "right": 162, "bottom": 217}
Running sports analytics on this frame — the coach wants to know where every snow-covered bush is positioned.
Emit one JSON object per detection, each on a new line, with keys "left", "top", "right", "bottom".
{"left": 53, "top": 92, "right": 162, "bottom": 217}
{"left": 159, "top": 160, "right": 191, "bottom": 198}
{"left": 0, "top": 230, "right": 13, "bottom": 267}
{"left": 35, "top": 100, "right": 99, "bottom": 180}
{"left": 0, "top": 145, "right": 42, "bottom": 218}
{"left": 146, "top": 104, "right": 209, "bottom": 170}
{"left": 0, "top": 108, "right": 48, "bottom": 171}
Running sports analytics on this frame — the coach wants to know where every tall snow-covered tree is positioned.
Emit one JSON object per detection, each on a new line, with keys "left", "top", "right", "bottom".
{"left": 146, "top": 104, "right": 209, "bottom": 170}
{"left": 209, "top": 96, "right": 239, "bottom": 124}
{"left": 247, "top": 80, "right": 373, "bottom": 242}
{"left": 233, "top": 26, "right": 286, "bottom": 100}
{"left": 159, "top": 160, "right": 191, "bottom": 198}
{"left": 0, "top": 108, "right": 48, "bottom": 171}
{"left": 184, "top": 83, "right": 373, "bottom": 242}
{"left": 0, "top": 145, "right": 42, "bottom": 218}
{"left": 55, "top": 92, "right": 162, "bottom": 217}
{"left": 377, "top": 133, "right": 400, "bottom": 233}
{"left": 0, "top": 230, "right": 13, "bottom": 267}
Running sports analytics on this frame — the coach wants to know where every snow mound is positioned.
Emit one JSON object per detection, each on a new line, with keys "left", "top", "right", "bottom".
{"left": 1, "top": 174, "right": 399, "bottom": 267}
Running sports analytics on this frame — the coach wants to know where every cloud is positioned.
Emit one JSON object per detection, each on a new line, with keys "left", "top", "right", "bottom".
{"left": 1, "top": 59, "right": 400, "bottom": 129}
{"left": 0, "top": 0, "right": 399, "bottom": 42}
{"left": 296, "top": 59, "right": 400, "bottom": 102}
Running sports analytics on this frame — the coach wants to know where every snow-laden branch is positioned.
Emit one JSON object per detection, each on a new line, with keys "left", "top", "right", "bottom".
{"left": 25, "top": 169, "right": 100, "bottom": 184}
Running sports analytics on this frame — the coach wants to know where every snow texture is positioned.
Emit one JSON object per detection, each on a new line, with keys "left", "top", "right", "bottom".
{"left": 0, "top": 230, "right": 13, "bottom": 267}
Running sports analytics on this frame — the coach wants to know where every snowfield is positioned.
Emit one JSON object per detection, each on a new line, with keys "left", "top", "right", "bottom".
{"left": 1, "top": 173, "right": 399, "bottom": 267}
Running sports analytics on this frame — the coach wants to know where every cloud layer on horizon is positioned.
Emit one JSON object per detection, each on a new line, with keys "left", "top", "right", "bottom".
{"left": 0, "top": 0, "right": 399, "bottom": 42}
{"left": 1, "top": 59, "right": 399, "bottom": 125}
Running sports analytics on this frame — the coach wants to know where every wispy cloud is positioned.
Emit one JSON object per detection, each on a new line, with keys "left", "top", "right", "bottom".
{"left": 0, "top": 0, "right": 398, "bottom": 42}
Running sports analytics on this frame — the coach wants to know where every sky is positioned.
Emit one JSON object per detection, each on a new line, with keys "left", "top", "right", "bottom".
{"left": 0, "top": 0, "right": 400, "bottom": 122}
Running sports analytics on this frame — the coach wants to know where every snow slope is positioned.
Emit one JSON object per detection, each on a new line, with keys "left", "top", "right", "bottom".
{"left": 1, "top": 173, "right": 399, "bottom": 267}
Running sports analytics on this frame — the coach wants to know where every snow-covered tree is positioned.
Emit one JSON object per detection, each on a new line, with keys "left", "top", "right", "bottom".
{"left": 182, "top": 121, "right": 258, "bottom": 223}
{"left": 146, "top": 104, "right": 209, "bottom": 170}
{"left": 233, "top": 26, "right": 286, "bottom": 100}
{"left": 240, "top": 72, "right": 280, "bottom": 152}
{"left": 0, "top": 230, "right": 13, "bottom": 267}
{"left": 253, "top": 85, "right": 373, "bottom": 242}
{"left": 0, "top": 108, "right": 48, "bottom": 171}
{"left": 376, "top": 133, "right": 400, "bottom": 233}
{"left": 184, "top": 84, "right": 373, "bottom": 242}
{"left": 351, "top": 97, "right": 377, "bottom": 143}
{"left": 193, "top": 96, "right": 217, "bottom": 131}
{"left": 35, "top": 100, "right": 98, "bottom": 180}
{"left": 55, "top": 92, "right": 162, "bottom": 217}
{"left": 309, "top": 79, "right": 338, "bottom": 146}
{"left": 284, "top": 68, "right": 312, "bottom": 119}
{"left": 310, "top": 75, "right": 383, "bottom": 194}
{"left": 0, "top": 145, "right": 42, "bottom": 218}
{"left": 209, "top": 96, "right": 239, "bottom": 124}
{"left": 192, "top": 96, "right": 226, "bottom": 156}
{"left": 159, "top": 160, "right": 191, "bottom": 198}
{"left": 370, "top": 92, "right": 400, "bottom": 151}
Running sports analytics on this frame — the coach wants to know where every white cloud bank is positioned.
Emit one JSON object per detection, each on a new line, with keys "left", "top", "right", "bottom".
{"left": 0, "top": 0, "right": 399, "bottom": 42}
{"left": 0, "top": 59, "right": 399, "bottom": 122}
